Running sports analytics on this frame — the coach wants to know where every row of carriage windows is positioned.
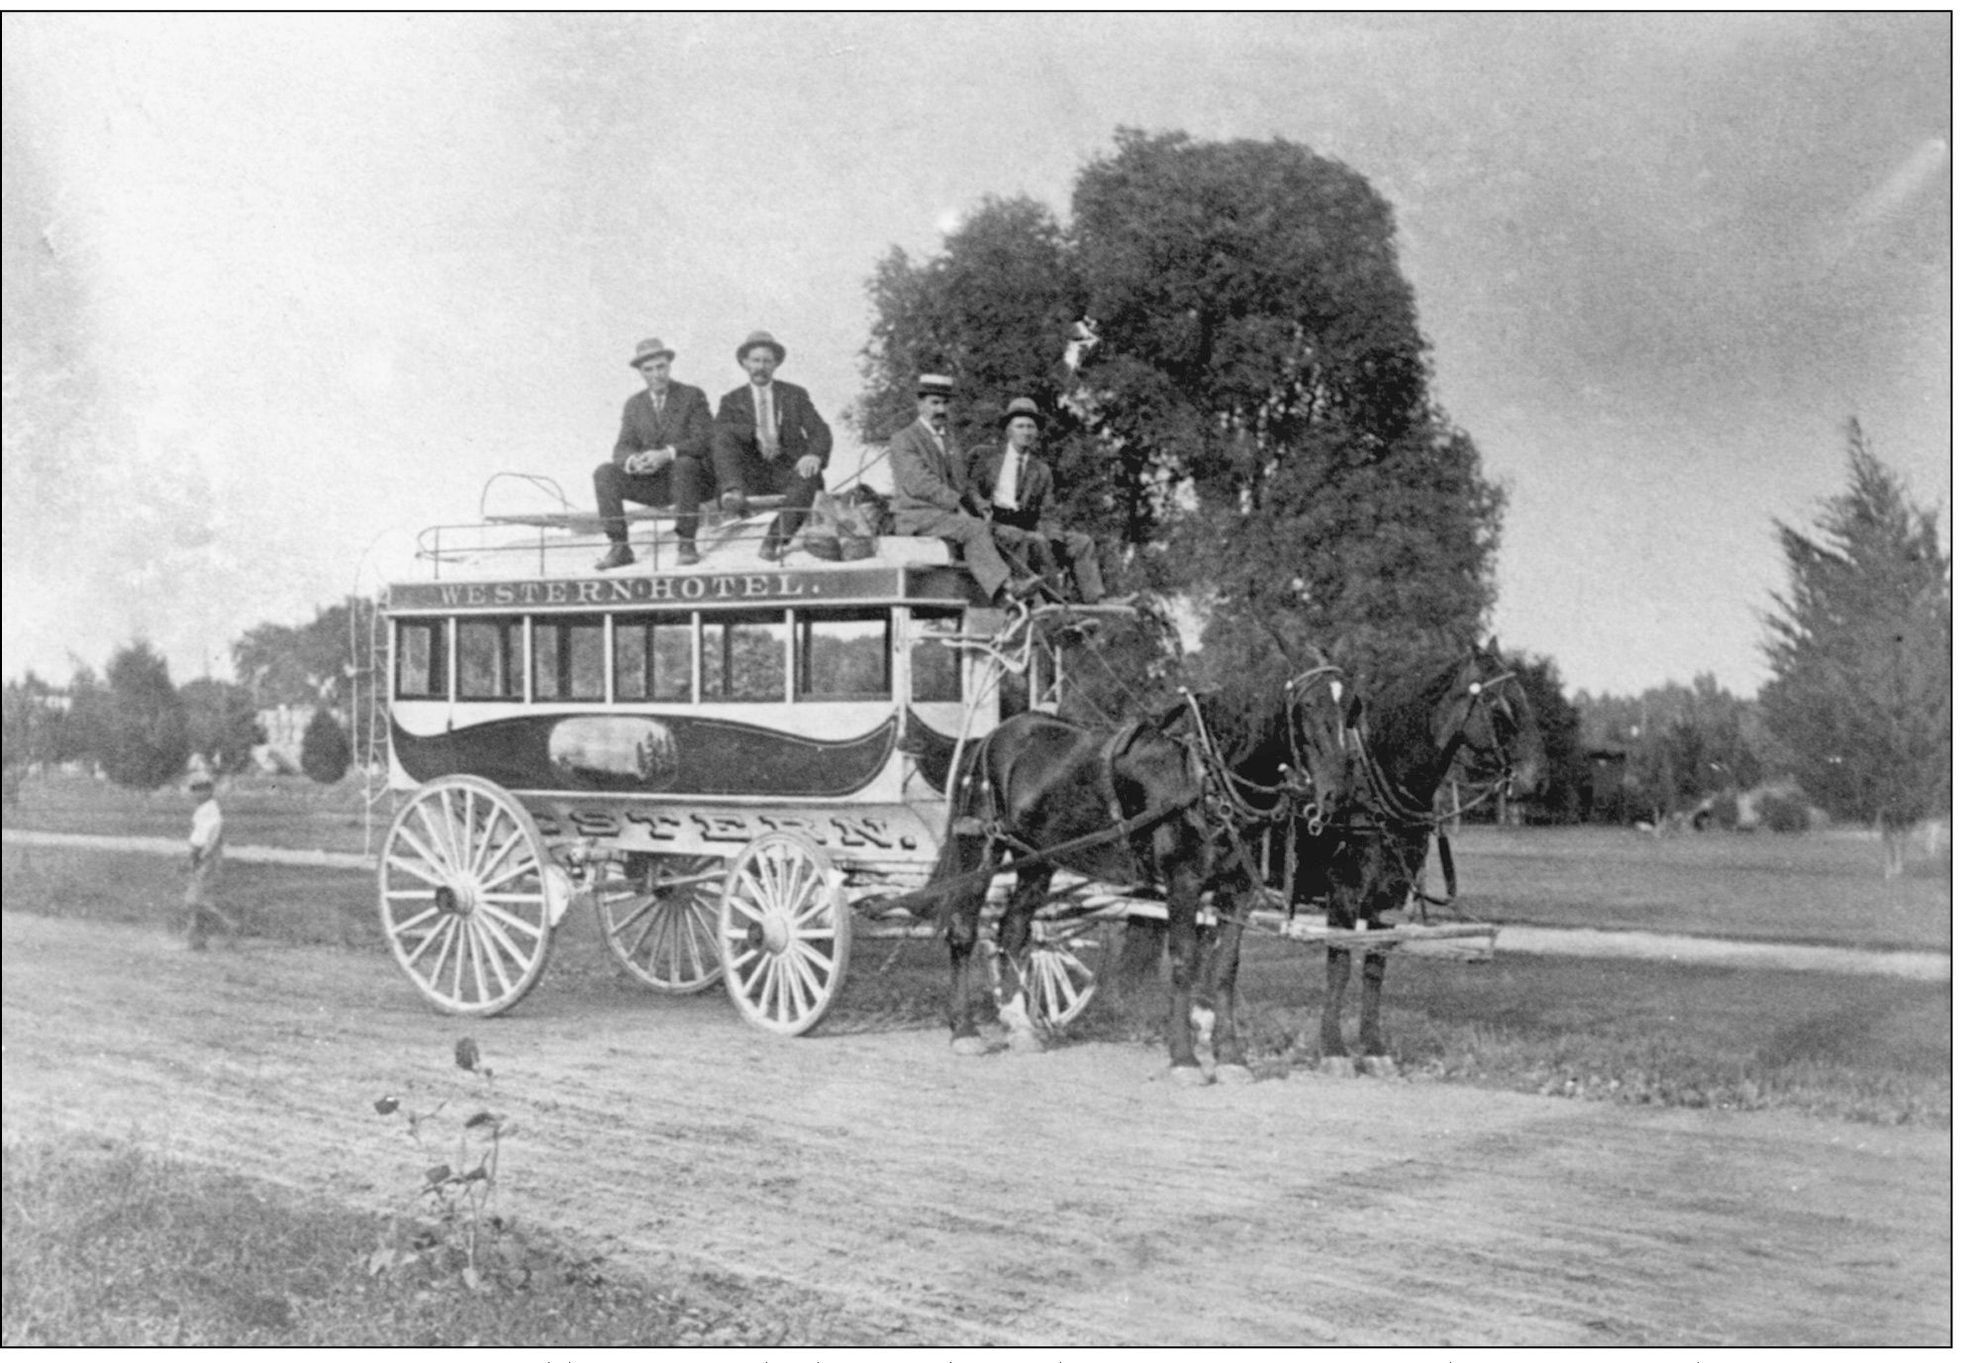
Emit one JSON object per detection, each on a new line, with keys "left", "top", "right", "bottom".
{"left": 394, "top": 609, "right": 963, "bottom": 705}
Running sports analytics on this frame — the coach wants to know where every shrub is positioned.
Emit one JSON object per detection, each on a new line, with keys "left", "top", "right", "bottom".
{"left": 300, "top": 709, "right": 352, "bottom": 785}
{"left": 1758, "top": 791, "right": 1811, "bottom": 833}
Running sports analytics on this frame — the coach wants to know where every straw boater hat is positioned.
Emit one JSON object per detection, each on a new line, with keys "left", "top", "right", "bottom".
{"left": 736, "top": 330, "right": 787, "bottom": 364}
{"left": 628, "top": 337, "right": 675, "bottom": 368}
{"left": 1000, "top": 396, "right": 1044, "bottom": 427}
{"left": 916, "top": 373, "right": 954, "bottom": 397}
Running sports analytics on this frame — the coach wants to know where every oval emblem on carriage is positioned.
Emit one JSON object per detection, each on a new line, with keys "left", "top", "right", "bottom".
{"left": 548, "top": 715, "right": 679, "bottom": 791}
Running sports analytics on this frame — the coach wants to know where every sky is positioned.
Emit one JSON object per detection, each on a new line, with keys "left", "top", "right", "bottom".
{"left": 2, "top": 12, "right": 1949, "bottom": 698}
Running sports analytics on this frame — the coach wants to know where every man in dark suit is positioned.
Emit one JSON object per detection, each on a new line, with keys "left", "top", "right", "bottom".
{"left": 593, "top": 337, "right": 714, "bottom": 569}
{"left": 890, "top": 374, "right": 1039, "bottom": 605}
{"left": 712, "top": 331, "right": 831, "bottom": 561}
{"left": 968, "top": 397, "right": 1107, "bottom": 604}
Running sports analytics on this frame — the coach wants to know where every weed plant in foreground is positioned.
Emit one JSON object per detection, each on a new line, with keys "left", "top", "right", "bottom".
{"left": 0, "top": 1134, "right": 820, "bottom": 1347}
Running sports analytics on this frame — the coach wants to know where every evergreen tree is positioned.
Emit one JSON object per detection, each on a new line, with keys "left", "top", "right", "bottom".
{"left": 101, "top": 640, "right": 191, "bottom": 791}
{"left": 1760, "top": 421, "right": 1950, "bottom": 876}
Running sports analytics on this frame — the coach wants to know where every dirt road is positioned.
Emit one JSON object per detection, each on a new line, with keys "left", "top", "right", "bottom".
{"left": 1, "top": 911, "right": 1948, "bottom": 1346}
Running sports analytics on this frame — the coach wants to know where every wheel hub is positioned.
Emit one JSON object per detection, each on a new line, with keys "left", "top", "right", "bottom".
{"left": 434, "top": 882, "right": 476, "bottom": 917}
{"left": 752, "top": 911, "right": 791, "bottom": 955}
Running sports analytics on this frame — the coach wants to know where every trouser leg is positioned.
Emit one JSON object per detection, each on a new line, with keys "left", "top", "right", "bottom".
{"left": 594, "top": 462, "right": 630, "bottom": 542}
{"left": 670, "top": 456, "right": 704, "bottom": 545}
{"left": 1061, "top": 530, "right": 1104, "bottom": 603}
{"left": 765, "top": 467, "right": 824, "bottom": 549}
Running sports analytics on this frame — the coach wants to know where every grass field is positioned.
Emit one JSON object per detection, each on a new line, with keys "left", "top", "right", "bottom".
{"left": 0, "top": 1135, "right": 797, "bottom": 1347}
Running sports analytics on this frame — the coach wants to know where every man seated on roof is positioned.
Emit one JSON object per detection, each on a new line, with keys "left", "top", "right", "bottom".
{"left": 969, "top": 396, "right": 1107, "bottom": 605}
{"left": 594, "top": 336, "right": 714, "bottom": 569}
{"left": 889, "top": 373, "right": 1041, "bottom": 606}
{"left": 712, "top": 330, "right": 832, "bottom": 562}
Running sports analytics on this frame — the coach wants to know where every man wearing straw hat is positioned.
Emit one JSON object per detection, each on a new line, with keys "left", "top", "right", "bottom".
{"left": 594, "top": 336, "right": 715, "bottom": 569}
{"left": 712, "top": 330, "right": 833, "bottom": 561}
{"left": 890, "top": 374, "right": 1041, "bottom": 605}
{"left": 970, "top": 396, "right": 1108, "bottom": 605}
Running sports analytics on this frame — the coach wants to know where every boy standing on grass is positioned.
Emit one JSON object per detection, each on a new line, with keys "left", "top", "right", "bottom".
{"left": 183, "top": 766, "right": 235, "bottom": 950}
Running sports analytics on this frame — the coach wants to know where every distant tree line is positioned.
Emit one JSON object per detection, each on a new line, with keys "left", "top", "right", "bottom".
{"left": 3, "top": 597, "right": 376, "bottom": 796}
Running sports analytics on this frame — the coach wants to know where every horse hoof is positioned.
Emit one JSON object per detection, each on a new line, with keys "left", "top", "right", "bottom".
{"left": 1361, "top": 1055, "right": 1400, "bottom": 1079}
{"left": 1318, "top": 1056, "right": 1357, "bottom": 1078}
{"left": 1168, "top": 1064, "right": 1213, "bottom": 1087}
{"left": 950, "top": 1035, "right": 994, "bottom": 1057}
{"left": 1215, "top": 1063, "right": 1255, "bottom": 1086}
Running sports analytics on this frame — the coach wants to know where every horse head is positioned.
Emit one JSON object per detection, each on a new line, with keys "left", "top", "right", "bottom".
{"left": 1283, "top": 660, "right": 1354, "bottom": 833}
{"left": 1441, "top": 639, "right": 1546, "bottom": 800}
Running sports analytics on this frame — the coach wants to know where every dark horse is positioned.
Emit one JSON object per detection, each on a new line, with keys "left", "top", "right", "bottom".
{"left": 1286, "top": 640, "right": 1546, "bottom": 1075}
{"left": 932, "top": 666, "right": 1350, "bottom": 1083}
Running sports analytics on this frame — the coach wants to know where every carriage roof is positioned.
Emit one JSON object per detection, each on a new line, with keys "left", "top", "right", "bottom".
{"left": 384, "top": 508, "right": 986, "bottom": 615}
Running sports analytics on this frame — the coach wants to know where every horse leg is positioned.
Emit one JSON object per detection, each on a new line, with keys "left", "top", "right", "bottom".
{"left": 994, "top": 866, "right": 1051, "bottom": 1054}
{"left": 1162, "top": 862, "right": 1210, "bottom": 1084}
{"left": 944, "top": 841, "right": 996, "bottom": 1055}
{"left": 1319, "top": 946, "right": 1357, "bottom": 1076}
{"left": 1357, "top": 948, "right": 1398, "bottom": 1076}
{"left": 1203, "top": 894, "right": 1255, "bottom": 1085}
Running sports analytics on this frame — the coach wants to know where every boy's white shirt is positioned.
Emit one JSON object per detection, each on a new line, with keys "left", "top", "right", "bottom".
{"left": 190, "top": 798, "right": 224, "bottom": 856}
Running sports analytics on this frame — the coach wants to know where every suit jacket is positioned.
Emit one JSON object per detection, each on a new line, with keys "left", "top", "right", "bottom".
{"left": 890, "top": 418, "right": 979, "bottom": 530}
{"left": 612, "top": 383, "right": 712, "bottom": 469}
{"left": 713, "top": 380, "right": 833, "bottom": 469}
{"left": 967, "top": 444, "right": 1058, "bottom": 532}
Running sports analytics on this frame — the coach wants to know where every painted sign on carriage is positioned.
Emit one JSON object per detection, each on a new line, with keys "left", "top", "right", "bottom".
{"left": 532, "top": 800, "right": 933, "bottom": 855}
{"left": 392, "top": 567, "right": 902, "bottom": 612}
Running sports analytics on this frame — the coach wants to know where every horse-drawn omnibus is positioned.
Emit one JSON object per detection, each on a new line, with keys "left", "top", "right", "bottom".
{"left": 376, "top": 492, "right": 1128, "bottom": 1035}
{"left": 375, "top": 486, "right": 1532, "bottom": 1068}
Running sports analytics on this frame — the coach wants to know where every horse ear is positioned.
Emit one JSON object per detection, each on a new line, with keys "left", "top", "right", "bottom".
{"left": 1484, "top": 634, "right": 1501, "bottom": 657}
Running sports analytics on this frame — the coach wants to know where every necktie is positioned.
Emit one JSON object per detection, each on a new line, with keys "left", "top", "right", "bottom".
{"left": 758, "top": 388, "right": 777, "bottom": 458}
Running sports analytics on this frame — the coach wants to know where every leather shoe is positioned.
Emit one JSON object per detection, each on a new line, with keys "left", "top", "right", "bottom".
{"left": 720, "top": 490, "right": 748, "bottom": 517}
{"left": 594, "top": 543, "right": 635, "bottom": 571}
{"left": 759, "top": 541, "right": 785, "bottom": 562}
{"left": 675, "top": 543, "right": 701, "bottom": 566}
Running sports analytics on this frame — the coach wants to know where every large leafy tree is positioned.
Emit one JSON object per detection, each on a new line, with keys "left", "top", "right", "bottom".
{"left": 101, "top": 640, "right": 191, "bottom": 791}
{"left": 1576, "top": 677, "right": 1766, "bottom": 824}
{"left": 1760, "top": 421, "right": 1950, "bottom": 876}
{"left": 854, "top": 195, "right": 1087, "bottom": 451}
{"left": 233, "top": 597, "right": 379, "bottom": 712}
{"left": 1070, "top": 130, "right": 1502, "bottom": 680}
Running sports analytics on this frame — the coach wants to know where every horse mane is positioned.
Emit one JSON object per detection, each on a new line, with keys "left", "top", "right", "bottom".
{"left": 1357, "top": 650, "right": 1468, "bottom": 775}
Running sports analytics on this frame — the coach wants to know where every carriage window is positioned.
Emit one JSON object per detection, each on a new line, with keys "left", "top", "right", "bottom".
{"left": 797, "top": 611, "right": 891, "bottom": 701}
{"left": 457, "top": 617, "right": 523, "bottom": 700}
{"left": 533, "top": 616, "right": 605, "bottom": 702}
{"left": 614, "top": 616, "right": 693, "bottom": 703}
{"left": 702, "top": 611, "right": 786, "bottom": 702}
{"left": 395, "top": 619, "right": 447, "bottom": 700}
{"left": 910, "top": 611, "right": 962, "bottom": 703}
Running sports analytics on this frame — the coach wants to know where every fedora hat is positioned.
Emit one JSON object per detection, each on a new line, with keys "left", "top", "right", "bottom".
{"left": 916, "top": 373, "right": 954, "bottom": 398}
{"left": 1000, "top": 396, "right": 1045, "bottom": 428}
{"left": 736, "top": 330, "right": 786, "bottom": 364}
{"left": 629, "top": 337, "right": 675, "bottom": 369}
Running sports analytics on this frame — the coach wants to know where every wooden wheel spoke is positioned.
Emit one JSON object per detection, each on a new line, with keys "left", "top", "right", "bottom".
{"left": 468, "top": 917, "right": 517, "bottom": 997}
{"left": 403, "top": 913, "right": 454, "bottom": 970}
{"left": 414, "top": 800, "right": 462, "bottom": 872}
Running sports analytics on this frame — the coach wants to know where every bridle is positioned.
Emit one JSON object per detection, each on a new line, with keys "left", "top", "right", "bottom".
{"left": 1349, "top": 658, "right": 1521, "bottom": 829}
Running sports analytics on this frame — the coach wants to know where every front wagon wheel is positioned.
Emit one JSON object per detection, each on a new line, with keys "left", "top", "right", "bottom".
{"left": 378, "top": 776, "right": 565, "bottom": 1016}
{"left": 718, "top": 832, "right": 852, "bottom": 1036}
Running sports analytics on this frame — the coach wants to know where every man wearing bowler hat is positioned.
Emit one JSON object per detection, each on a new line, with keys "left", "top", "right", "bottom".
{"left": 712, "top": 330, "right": 832, "bottom": 561}
{"left": 890, "top": 374, "right": 1040, "bottom": 605}
{"left": 969, "top": 397, "right": 1107, "bottom": 605}
{"left": 594, "top": 337, "right": 714, "bottom": 569}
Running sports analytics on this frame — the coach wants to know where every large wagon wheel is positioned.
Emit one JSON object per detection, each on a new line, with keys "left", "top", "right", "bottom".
{"left": 377, "top": 775, "right": 566, "bottom": 1016}
{"left": 990, "top": 918, "right": 1104, "bottom": 1030}
{"left": 718, "top": 831, "right": 852, "bottom": 1036}
{"left": 594, "top": 853, "right": 725, "bottom": 993}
